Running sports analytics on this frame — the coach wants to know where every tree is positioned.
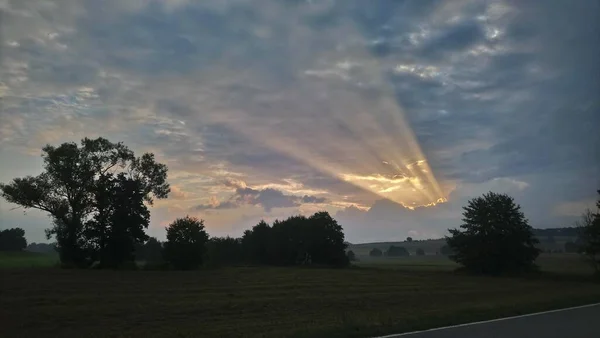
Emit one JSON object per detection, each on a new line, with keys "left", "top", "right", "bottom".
{"left": 163, "top": 216, "right": 209, "bottom": 270}
{"left": 576, "top": 191, "right": 600, "bottom": 275}
{"left": 241, "top": 212, "right": 349, "bottom": 267}
{"left": 0, "top": 228, "right": 27, "bottom": 251}
{"left": 242, "top": 220, "right": 272, "bottom": 265}
{"left": 564, "top": 241, "right": 579, "bottom": 253}
{"left": 206, "top": 236, "right": 244, "bottom": 267}
{"left": 0, "top": 137, "right": 169, "bottom": 268}
{"left": 369, "top": 248, "right": 383, "bottom": 257}
{"left": 135, "top": 237, "right": 163, "bottom": 263}
{"left": 416, "top": 248, "right": 425, "bottom": 256}
{"left": 347, "top": 250, "right": 357, "bottom": 262}
{"left": 386, "top": 245, "right": 410, "bottom": 257}
{"left": 446, "top": 192, "right": 541, "bottom": 275}
{"left": 406, "top": 237, "right": 413, "bottom": 242}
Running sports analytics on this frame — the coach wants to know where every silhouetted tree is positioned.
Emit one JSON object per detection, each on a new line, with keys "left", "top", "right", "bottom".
{"left": 242, "top": 220, "right": 272, "bottom": 265}
{"left": 241, "top": 212, "right": 349, "bottom": 267}
{"left": 416, "top": 248, "right": 425, "bottom": 256}
{"left": 446, "top": 192, "right": 541, "bottom": 275}
{"left": 369, "top": 248, "right": 383, "bottom": 257}
{"left": 406, "top": 237, "right": 413, "bottom": 242}
{"left": 564, "top": 241, "right": 579, "bottom": 253}
{"left": 0, "top": 228, "right": 27, "bottom": 251}
{"left": 0, "top": 137, "right": 169, "bottom": 268}
{"left": 206, "top": 236, "right": 244, "bottom": 267}
{"left": 386, "top": 245, "right": 410, "bottom": 257}
{"left": 576, "top": 192, "right": 600, "bottom": 275}
{"left": 163, "top": 216, "right": 209, "bottom": 270}
{"left": 135, "top": 237, "right": 163, "bottom": 263}
{"left": 347, "top": 250, "right": 357, "bottom": 262}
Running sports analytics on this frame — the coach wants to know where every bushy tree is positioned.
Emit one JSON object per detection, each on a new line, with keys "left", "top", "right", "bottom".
{"left": 369, "top": 248, "right": 383, "bottom": 257}
{"left": 0, "top": 228, "right": 27, "bottom": 251}
{"left": 0, "top": 138, "right": 169, "bottom": 268}
{"left": 163, "top": 216, "right": 209, "bottom": 270}
{"left": 386, "top": 245, "right": 409, "bottom": 257}
{"left": 446, "top": 192, "right": 541, "bottom": 275}
{"left": 406, "top": 237, "right": 413, "bottom": 242}
{"left": 241, "top": 212, "right": 349, "bottom": 267}
{"left": 206, "top": 236, "right": 244, "bottom": 267}
{"left": 576, "top": 191, "right": 600, "bottom": 275}
{"left": 242, "top": 220, "right": 272, "bottom": 265}
{"left": 135, "top": 237, "right": 163, "bottom": 263}
{"left": 416, "top": 248, "right": 425, "bottom": 256}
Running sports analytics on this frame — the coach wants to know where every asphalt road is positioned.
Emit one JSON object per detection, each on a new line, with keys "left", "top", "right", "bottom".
{"left": 376, "top": 303, "right": 600, "bottom": 338}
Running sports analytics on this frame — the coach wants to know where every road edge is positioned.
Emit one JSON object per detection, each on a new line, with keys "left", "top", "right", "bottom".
{"left": 372, "top": 302, "right": 600, "bottom": 338}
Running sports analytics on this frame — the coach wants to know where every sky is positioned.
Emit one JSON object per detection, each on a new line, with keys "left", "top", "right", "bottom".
{"left": 0, "top": 0, "right": 599, "bottom": 244}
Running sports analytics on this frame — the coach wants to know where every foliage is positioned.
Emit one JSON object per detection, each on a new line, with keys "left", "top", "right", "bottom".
{"left": 242, "top": 212, "right": 349, "bottom": 267}
{"left": 406, "top": 237, "right": 413, "bottom": 242}
{"left": 134, "top": 237, "right": 163, "bottom": 263}
{"left": 0, "top": 137, "right": 169, "bottom": 268}
{"left": 206, "top": 236, "right": 244, "bottom": 267}
{"left": 576, "top": 191, "right": 600, "bottom": 275}
{"left": 347, "top": 250, "right": 357, "bottom": 262}
{"left": 385, "top": 245, "right": 409, "bottom": 257}
{"left": 446, "top": 192, "right": 541, "bottom": 275}
{"left": 0, "top": 228, "right": 27, "bottom": 251}
{"left": 369, "top": 248, "right": 383, "bottom": 257}
{"left": 416, "top": 248, "right": 425, "bottom": 256}
{"left": 163, "top": 216, "right": 209, "bottom": 270}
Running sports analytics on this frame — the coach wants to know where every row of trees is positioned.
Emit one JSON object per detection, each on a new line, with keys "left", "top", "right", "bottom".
{"left": 1, "top": 137, "right": 599, "bottom": 276}
{"left": 160, "top": 212, "right": 349, "bottom": 270}
{"left": 368, "top": 246, "right": 425, "bottom": 257}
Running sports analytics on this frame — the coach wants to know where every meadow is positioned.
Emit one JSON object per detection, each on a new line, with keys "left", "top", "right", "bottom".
{"left": 1, "top": 252, "right": 599, "bottom": 338}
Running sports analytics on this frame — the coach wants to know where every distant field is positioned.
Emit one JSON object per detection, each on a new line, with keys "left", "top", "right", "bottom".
{"left": 354, "top": 253, "right": 594, "bottom": 275}
{"left": 0, "top": 251, "right": 58, "bottom": 268}
{"left": 2, "top": 266, "right": 600, "bottom": 338}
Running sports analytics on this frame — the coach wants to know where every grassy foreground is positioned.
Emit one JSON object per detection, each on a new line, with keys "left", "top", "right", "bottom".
{"left": 1, "top": 265, "right": 599, "bottom": 338}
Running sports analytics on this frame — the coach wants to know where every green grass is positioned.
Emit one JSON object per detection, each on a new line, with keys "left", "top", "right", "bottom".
{"left": 1, "top": 265, "right": 599, "bottom": 338}
{"left": 0, "top": 251, "right": 58, "bottom": 268}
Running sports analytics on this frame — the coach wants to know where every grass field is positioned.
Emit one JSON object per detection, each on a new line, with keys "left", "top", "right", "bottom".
{"left": 354, "top": 253, "right": 594, "bottom": 275}
{"left": 1, "top": 261, "right": 600, "bottom": 338}
{"left": 0, "top": 251, "right": 59, "bottom": 268}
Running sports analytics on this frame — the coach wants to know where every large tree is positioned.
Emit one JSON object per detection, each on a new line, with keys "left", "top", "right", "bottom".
{"left": 0, "top": 137, "right": 169, "bottom": 267}
{"left": 163, "top": 216, "right": 209, "bottom": 270}
{"left": 576, "top": 191, "right": 600, "bottom": 275}
{"left": 446, "top": 192, "right": 540, "bottom": 275}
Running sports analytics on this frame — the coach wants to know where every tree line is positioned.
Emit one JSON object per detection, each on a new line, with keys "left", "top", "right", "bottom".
{"left": 0, "top": 138, "right": 349, "bottom": 269}
{"left": 1, "top": 137, "right": 599, "bottom": 276}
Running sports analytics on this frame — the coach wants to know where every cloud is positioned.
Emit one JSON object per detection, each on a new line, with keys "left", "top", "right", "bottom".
{"left": 1, "top": 0, "right": 599, "bottom": 242}
{"left": 195, "top": 186, "right": 327, "bottom": 212}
